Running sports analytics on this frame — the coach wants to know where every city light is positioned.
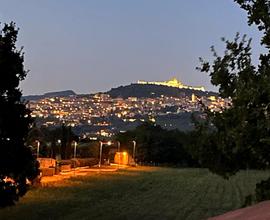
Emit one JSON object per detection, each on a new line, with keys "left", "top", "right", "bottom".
{"left": 28, "top": 79, "right": 230, "bottom": 139}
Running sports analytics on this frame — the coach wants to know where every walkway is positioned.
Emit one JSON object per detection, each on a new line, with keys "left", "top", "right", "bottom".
{"left": 209, "top": 201, "right": 270, "bottom": 220}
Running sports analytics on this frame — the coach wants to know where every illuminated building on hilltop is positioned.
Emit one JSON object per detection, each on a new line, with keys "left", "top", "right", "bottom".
{"left": 137, "top": 77, "right": 205, "bottom": 91}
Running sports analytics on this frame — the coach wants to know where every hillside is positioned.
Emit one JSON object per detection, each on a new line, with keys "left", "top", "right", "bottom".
{"left": 107, "top": 83, "right": 217, "bottom": 99}
{"left": 0, "top": 167, "right": 267, "bottom": 220}
{"left": 22, "top": 90, "right": 76, "bottom": 101}
{"left": 22, "top": 84, "right": 217, "bottom": 101}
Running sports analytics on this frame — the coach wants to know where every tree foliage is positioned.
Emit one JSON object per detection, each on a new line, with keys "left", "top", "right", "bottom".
{"left": 116, "top": 122, "right": 198, "bottom": 166}
{"left": 195, "top": 0, "right": 270, "bottom": 179}
{"left": 27, "top": 125, "right": 78, "bottom": 159}
{"left": 0, "top": 22, "right": 39, "bottom": 207}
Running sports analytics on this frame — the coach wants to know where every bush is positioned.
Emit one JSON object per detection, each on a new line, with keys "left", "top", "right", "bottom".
{"left": 255, "top": 177, "right": 270, "bottom": 202}
{"left": 71, "top": 158, "right": 98, "bottom": 167}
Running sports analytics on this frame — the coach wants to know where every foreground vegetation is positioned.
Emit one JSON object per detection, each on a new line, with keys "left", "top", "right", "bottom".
{"left": 0, "top": 167, "right": 268, "bottom": 220}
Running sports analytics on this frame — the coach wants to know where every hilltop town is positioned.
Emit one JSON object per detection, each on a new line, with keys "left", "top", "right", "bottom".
{"left": 137, "top": 77, "right": 205, "bottom": 91}
{"left": 28, "top": 78, "right": 230, "bottom": 138}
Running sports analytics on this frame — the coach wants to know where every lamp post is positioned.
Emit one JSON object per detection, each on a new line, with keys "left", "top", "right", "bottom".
{"left": 117, "top": 141, "right": 120, "bottom": 169}
{"left": 56, "top": 139, "right": 62, "bottom": 174}
{"left": 73, "top": 141, "right": 77, "bottom": 159}
{"left": 99, "top": 141, "right": 112, "bottom": 168}
{"left": 132, "top": 140, "right": 136, "bottom": 164}
{"left": 57, "top": 139, "right": 61, "bottom": 160}
{"left": 36, "top": 140, "right": 40, "bottom": 158}
{"left": 99, "top": 141, "right": 103, "bottom": 168}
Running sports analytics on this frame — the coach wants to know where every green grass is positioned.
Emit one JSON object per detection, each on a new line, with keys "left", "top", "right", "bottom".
{"left": 0, "top": 167, "right": 269, "bottom": 220}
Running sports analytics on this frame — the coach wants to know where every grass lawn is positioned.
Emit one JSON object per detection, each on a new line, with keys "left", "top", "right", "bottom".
{"left": 0, "top": 167, "right": 268, "bottom": 220}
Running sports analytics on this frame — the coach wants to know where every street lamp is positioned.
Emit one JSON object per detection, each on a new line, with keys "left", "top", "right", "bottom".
{"left": 99, "top": 141, "right": 103, "bottom": 168}
{"left": 57, "top": 139, "right": 61, "bottom": 160}
{"left": 99, "top": 141, "right": 112, "bottom": 168}
{"left": 36, "top": 140, "right": 40, "bottom": 158}
{"left": 117, "top": 141, "right": 120, "bottom": 169}
{"left": 73, "top": 141, "right": 77, "bottom": 159}
{"left": 132, "top": 140, "right": 136, "bottom": 163}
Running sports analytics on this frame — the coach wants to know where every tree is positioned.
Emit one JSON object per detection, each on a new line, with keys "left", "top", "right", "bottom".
{"left": 195, "top": 0, "right": 270, "bottom": 202}
{"left": 115, "top": 122, "right": 198, "bottom": 166}
{"left": 39, "top": 125, "right": 78, "bottom": 159}
{"left": 0, "top": 22, "right": 39, "bottom": 207}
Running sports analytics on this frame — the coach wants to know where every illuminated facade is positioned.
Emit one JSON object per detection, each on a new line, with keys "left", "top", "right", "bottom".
{"left": 137, "top": 77, "right": 205, "bottom": 91}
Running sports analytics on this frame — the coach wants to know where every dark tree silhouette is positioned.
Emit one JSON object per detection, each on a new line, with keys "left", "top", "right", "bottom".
{"left": 0, "top": 22, "right": 39, "bottom": 207}
{"left": 37, "top": 125, "right": 77, "bottom": 159}
{"left": 195, "top": 0, "right": 270, "bottom": 203}
{"left": 115, "top": 122, "right": 198, "bottom": 166}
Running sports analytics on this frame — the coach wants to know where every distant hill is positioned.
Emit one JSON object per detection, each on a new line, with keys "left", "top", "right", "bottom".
{"left": 107, "top": 83, "right": 217, "bottom": 99}
{"left": 22, "top": 90, "right": 76, "bottom": 101}
{"left": 22, "top": 83, "right": 217, "bottom": 101}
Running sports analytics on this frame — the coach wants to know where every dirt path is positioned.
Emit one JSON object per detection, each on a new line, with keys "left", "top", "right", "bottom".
{"left": 209, "top": 201, "right": 270, "bottom": 220}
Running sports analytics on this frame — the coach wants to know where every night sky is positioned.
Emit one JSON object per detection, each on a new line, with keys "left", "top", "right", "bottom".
{"left": 0, "top": 0, "right": 263, "bottom": 95}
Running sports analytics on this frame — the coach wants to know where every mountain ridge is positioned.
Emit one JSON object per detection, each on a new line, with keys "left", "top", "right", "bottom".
{"left": 22, "top": 83, "right": 218, "bottom": 101}
{"left": 106, "top": 83, "right": 217, "bottom": 99}
{"left": 22, "top": 90, "right": 76, "bottom": 101}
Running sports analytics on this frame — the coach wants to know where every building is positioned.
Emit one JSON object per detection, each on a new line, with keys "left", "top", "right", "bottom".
{"left": 137, "top": 77, "right": 205, "bottom": 91}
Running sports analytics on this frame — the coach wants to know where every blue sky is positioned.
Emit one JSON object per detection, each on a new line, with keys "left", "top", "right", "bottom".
{"left": 0, "top": 0, "right": 263, "bottom": 95}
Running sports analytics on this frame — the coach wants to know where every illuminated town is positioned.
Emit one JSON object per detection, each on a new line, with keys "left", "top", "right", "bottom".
{"left": 137, "top": 77, "right": 205, "bottom": 91}
{"left": 29, "top": 79, "right": 230, "bottom": 138}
